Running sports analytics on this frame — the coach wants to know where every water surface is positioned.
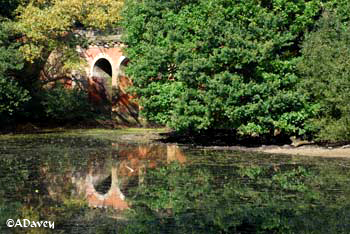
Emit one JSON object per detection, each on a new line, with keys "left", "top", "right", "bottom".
{"left": 1, "top": 130, "right": 350, "bottom": 233}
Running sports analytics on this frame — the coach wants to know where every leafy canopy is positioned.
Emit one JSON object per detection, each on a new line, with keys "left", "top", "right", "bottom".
{"left": 15, "top": 0, "right": 124, "bottom": 62}
{"left": 0, "top": 21, "right": 30, "bottom": 118}
{"left": 298, "top": 8, "right": 350, "bottom": 141}
{"left": 122, "top": 0, "right": 323, "bottom": 135}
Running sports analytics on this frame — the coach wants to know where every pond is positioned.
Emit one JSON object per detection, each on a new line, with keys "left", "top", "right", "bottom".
{"left": 1, "top": 129, "right": 350, "bottom": 233}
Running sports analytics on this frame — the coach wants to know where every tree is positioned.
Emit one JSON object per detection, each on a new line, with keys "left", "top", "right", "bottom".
{"left": 2, "top": 0, "right": 125, "bottom": 124}
{"left": 122, "top": 0, "right": 322, "bottom": 136}
{"left": 0, "top": 21, "right": 30, "bottom": 121}
{"left": 298, "top": 9, "right": 350, "bottom": 142}
{"left": 15, "top": 0, "right": 124, "bottom": 63}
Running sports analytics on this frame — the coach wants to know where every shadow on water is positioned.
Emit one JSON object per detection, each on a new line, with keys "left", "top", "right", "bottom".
{"left": 159, "top": 129, "right": 293, "bottom": 147}
{"left": 1, "top": 134, "right": 350, "bottom": 233}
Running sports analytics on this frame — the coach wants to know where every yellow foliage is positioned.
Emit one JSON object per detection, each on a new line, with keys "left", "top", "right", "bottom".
{"left": 15, "top": 0, "right": 124, "bottom": 62}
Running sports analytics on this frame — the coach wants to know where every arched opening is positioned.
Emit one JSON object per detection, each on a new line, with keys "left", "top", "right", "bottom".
{"left": 89, "top": 58, "right": 113, "bottom": 113}
{"left": 92, "top": 58, "right": 112, "bottom": 79}
{"left": 117, "top": 57, "right": 130, "bottom": 92}
{"left": 94, "top": 174, "right": 112, "bottom": 194}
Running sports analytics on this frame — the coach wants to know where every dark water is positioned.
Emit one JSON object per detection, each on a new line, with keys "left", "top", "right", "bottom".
{"left": 1, "top": 134, "right": 350, "bottom": 233}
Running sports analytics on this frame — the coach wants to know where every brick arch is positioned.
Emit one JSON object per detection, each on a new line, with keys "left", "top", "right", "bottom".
{"left": 92, "top": 57, "right": 112, "bottom": 78}
{"left": 81, "top": 46, "right": 141, "bottom": 124}
{"left": 85, "top": 165, "right": 129, "bottom": 210}
{"left": 82, "top": 47, "right": 124, "bottom": 87}
{"left": 82, "top": 47, "right": 121, "bottom": 109}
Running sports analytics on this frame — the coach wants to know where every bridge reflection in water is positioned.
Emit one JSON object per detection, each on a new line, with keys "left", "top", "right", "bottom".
{"left": 70, "top": 143, "right": 186, "bottom": 210}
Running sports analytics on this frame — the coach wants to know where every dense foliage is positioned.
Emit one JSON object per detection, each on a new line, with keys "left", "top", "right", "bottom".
{"left": 298, "top": 9, "right": 350, "bottom": 141}
{"left": 122, "top": 0, "right": 324, "bottom": 136}
{"left": 15, "top": 0, "right": 124, "bottom": 63}
{"left": 0, "top": 21, "right": 30, "bottom": 121}
{"left": 0, "top": 0, "right": 124, "bottom": 128}
{"left": 0, "top": 0, "right": 349, "bottom": 141}
{"left": 40, "top": 83, "right": 95, "bottom": 122}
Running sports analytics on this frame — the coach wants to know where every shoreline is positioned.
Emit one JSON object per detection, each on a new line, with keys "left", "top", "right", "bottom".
{"left": 259, "top": 145, "right": 350, "bottom": 158}
{"left": 200, "top": 144, "right": 350, "bottom": 158}
{"left": 1, "top": 127, "right": 349, "bottom": 158}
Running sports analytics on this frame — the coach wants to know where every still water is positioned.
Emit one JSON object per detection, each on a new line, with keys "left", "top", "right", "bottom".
{"left": 1, "top": 130, "right": 350, "bottom": 233}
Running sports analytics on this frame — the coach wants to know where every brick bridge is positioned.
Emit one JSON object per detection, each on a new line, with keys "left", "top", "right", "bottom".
{"left": 42, "top": 30, "right": 140, "bottom": 123}
{"left": 77, "top": 30, "right": 139, "bottom": 125}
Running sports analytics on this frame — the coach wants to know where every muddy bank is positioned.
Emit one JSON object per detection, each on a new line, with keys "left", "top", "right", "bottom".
{"left": 259, "top": 145, "right": 350, "bottom": 158}
{"left": 157, "top": 130, "right": 350, "bottom": 158}
{"left": 198, "top": 144, "right": 350, "bottom": 158}
{"left": 2, "top": 127, "right": 349, "bottom": 158}
{"left": 118, "top": 131, "right": 350, "bottom": 158}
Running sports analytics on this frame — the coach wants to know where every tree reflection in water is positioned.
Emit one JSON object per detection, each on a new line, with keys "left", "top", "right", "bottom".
{"left": 1, "top": 135, "right": 350, "bottom": 233}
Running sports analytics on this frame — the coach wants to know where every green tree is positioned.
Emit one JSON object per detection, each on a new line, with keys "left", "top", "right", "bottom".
{"left": 298, "top": 9, "right": 350, "bottom": 142}
{"left": 0, "top": 21, "right": 30, "bottom": 122}
{"left": 122, "top": 0, "right": 322, "bottom": 136}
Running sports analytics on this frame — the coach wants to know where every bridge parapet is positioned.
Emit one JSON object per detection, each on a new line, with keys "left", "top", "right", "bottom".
{"left": 74, "top": 28, "right": 123, "bottom": 47}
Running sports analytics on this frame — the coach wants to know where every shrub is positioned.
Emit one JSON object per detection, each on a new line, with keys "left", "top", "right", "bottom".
{"left": 40, "top": 84, "right": 94, "bottom": 122}
{"left": 298, "top": 10, "right": 350, "bottom": 142}
{"left": 122, "top": 0, "right": 322, "bottom": 136}
{"left": 0, "top": 76, "right": 30, "bottom": 118}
